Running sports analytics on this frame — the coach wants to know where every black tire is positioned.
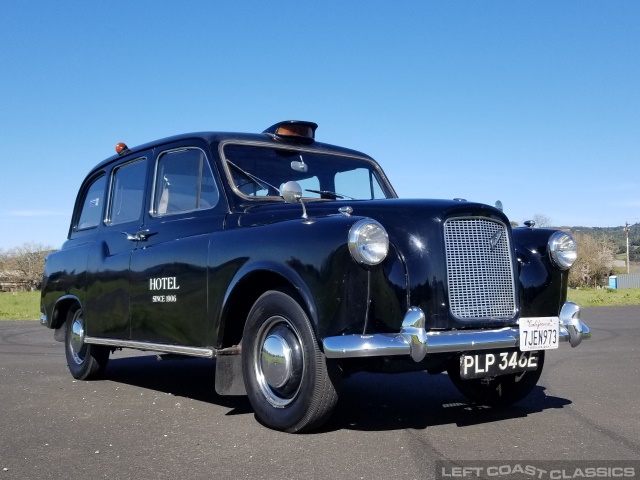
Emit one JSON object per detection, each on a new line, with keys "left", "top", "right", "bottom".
{"left": 447, "top": 350, "right": 545, "bottom": 406}
{"left": 242, "top": 290, "right": 340, "bottom": 433}
{"left": 64, "top": 305, "right": 110, "bottom": 380}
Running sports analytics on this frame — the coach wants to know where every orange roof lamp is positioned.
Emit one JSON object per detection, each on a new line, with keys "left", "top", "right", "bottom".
{"left": 263, "top": 121, "right": 318, "bottom": 144}
{"left": 115, "top": 142, "right": 129, "bottom": 155}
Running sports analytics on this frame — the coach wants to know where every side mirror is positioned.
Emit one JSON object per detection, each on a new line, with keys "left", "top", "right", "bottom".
{"left": 280, "top": 181, "right": 307, "bottom": 219}
{"left": 281, "top": 181, "right": 303, "bottom": 204}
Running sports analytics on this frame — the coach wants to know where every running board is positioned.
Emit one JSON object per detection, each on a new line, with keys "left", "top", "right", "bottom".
{"left": 84, "top": 337, "right": 215, "bottom": 358}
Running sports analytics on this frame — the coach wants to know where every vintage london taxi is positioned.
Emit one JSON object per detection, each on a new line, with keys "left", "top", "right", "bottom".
{"left": 40, "top": 121, "right": 590, "bottom": 432}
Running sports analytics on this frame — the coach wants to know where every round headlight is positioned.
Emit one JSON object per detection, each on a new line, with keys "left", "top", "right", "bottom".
{"left": 348, "top": 219, "right": 389, "bottom": 266}
{"left": 548, "top": 231, "right": 578, "bottom": 270}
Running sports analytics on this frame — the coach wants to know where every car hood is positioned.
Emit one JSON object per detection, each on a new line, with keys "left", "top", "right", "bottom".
{"left": 238, "top": 198, "right": 510, "bottom": 234}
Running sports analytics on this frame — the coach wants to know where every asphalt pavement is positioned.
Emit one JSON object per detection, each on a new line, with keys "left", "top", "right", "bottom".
{"left": 1, "top": 307, "right": 639, "bottom": 479}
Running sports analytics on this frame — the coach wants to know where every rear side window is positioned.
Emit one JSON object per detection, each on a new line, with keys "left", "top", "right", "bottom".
{"left": 153, "top": 148, "right": 219, "bottom": 215}
{"left": 107, "top": 158, "right": 147, "bottom": 225}
{"left": 76, "top": 175, "right": 106, "bottom": 230}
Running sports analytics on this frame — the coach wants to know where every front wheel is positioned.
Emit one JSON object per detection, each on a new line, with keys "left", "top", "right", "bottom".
{"left": 64, "top": 305, "right": 110, "bottom": 380}
{"left": 242, "top": 290, "right": 340, "bottom": 433}
{"left": 447, "top": 351, "right": 545, "bottom": 406}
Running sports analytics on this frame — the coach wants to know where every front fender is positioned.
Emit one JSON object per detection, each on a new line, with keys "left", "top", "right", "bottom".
{"left": 512, "top": 227, "right": 568, "bottom": 317}
{"left": 209, "top": 214, "right": 378, "bottom": 345}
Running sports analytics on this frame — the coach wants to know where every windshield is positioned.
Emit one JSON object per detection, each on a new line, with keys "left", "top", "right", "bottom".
{"left": 222, "top": 144, "right": 391, "bottom": 200}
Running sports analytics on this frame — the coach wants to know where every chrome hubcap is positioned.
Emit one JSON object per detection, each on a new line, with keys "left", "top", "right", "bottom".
{"left": 71, "top": 318, "right": 85, "bottom": 354}
{"left": 69, "top": 310, "right": 86, "bottom": 364}
{"left": 255, "top": 316, "right": 304, "bottom": 408}
{"left": 261, "top": 334, "right": 292, "bottom": 389}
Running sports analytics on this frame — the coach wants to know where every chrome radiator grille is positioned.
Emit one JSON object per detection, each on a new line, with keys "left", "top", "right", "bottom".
{"left": 444, "top": 217, "right": 516, "bottom": 320}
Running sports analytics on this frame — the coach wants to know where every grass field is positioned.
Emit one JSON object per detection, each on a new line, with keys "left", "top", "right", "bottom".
{"left": 1, "top": 288, "right": 639, "bottom": 321}
{"left": 0, "top": 291, "right": 40, "bottom": 320}
{"left": 567, "top": 287, "right": 640, "bottom": 307}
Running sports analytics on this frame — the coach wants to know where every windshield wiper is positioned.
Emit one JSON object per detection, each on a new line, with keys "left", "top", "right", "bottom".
{"left": 227, "top": 160, "right": 281, "bottom": 194}
{"left": 305, "top": 189, "right": 355, "bottom": 200}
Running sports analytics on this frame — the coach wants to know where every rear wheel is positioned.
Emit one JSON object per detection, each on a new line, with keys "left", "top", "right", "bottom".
{"left": 64, "top": 305, "right": 110, "bottom": 380}
{"left": 447, "top": 351, "right": 545, "bottom": 406}
{"left": 242, "top": 290, "right": 340, "bottom": 433}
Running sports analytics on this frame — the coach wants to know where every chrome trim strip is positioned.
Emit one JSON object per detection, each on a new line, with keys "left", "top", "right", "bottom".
{"left": 323, "top": 334, "right": 411, "bottom": 358}
{"left": 84, "top": 337, "right": 215, "bottom": 358}
{"left": 426, "top": 327, "right": 520, "bottom": 353}
{"left": 323, "top": 303, "right": 591, "bottom": 361}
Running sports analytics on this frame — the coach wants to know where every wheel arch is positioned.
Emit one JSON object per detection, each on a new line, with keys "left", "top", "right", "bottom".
{"left": 218, "top": 264, "right": 318, "bottom": 350}
{"left": 49, "top": 294, "right": 82, "bottom": 330}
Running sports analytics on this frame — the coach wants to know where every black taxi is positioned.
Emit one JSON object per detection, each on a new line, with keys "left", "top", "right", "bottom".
{"left": 41, "top": 121, "right": 590, "bottom": 432}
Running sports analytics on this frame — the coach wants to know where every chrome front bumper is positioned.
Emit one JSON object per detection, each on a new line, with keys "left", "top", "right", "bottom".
{"left": 322, "top": 302, "right": 590, "bottom": 362}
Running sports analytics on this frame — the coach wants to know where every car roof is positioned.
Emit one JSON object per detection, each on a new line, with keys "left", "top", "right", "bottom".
{"left": 91, "top": 131, "right": 375, "bottom": 173}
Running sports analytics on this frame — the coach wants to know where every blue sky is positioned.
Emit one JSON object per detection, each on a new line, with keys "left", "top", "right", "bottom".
{"left": 1, "top": 1, "right": 638, "bottom": 250}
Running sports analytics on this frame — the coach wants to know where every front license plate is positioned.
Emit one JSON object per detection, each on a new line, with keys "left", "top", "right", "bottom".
{"left": 519, "top": 317, "right": 559, "bottom": 351}
{"left": 459, "top": 350, "right": 540, "bottom": 380}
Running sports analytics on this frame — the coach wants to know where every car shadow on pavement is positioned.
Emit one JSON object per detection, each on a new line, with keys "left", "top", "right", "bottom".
{"left": 321, "top": 370, "right": 571, "bottom": 433}
{"left": 103, "top": 355, "right": 571, "bottom": 432}
{"left": 103, "top": 355, "right": 253, "bottom": 414}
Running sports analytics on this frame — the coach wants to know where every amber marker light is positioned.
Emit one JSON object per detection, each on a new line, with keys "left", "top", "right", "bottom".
{"left": 115, "top": 142, "right": 129, "bottom": 155}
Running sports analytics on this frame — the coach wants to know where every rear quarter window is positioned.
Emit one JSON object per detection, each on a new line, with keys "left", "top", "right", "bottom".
{"left": 76, "top": 175, "right": 107, "bottom": 230}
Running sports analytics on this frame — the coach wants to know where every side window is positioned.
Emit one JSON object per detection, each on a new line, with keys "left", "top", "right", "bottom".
{"left": 76, "top": 175, "right": 106, "bottom": 230}
{"left": 153, "top": 148, "right": 219, "bottom": 215}
{"left": 107, "top": 159, "right": 147, "bottom": 225}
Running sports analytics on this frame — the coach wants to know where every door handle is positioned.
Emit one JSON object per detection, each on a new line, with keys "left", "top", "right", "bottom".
{"left": 122, "top": 230, "right": 157, "bottom": 242}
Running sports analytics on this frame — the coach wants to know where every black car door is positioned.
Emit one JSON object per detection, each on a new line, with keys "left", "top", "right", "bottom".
{"left": 85, "top": 154, "right": 149, "bottom": 339}
{"left": 128, "top": 141, "right": 227, "bottom": 346}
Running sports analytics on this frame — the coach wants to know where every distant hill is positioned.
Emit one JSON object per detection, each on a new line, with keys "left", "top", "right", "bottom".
{"left": 560, "top": 223, "right": 640, "bottom": 255}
